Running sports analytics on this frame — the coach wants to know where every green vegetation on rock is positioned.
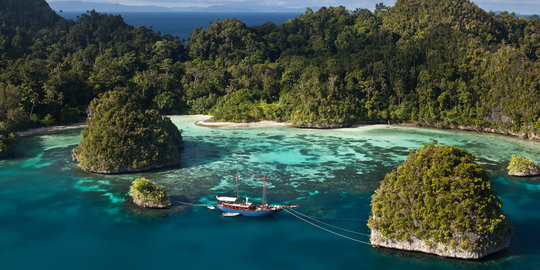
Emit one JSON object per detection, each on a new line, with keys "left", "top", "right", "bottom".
{"left": 368, "top": 143, "right": 512, "bottom": 255}
{"left": 507, "top": 155, "right": 540, "bottom": 176}
{"left": 72, "top": 90, "right": 183, "bottom": 173}
{"left": 0, "top": 81, "right": 18, "bottom": 158}
{"left": 129, "top": 177, "right": 171, "bottom": 208}
{"left": 0, "top": 128, "right": 16, "bottom": 158}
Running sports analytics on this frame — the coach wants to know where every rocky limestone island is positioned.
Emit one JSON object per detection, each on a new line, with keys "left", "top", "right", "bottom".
{"left": 368, "top": 143, "right": 512, "bottom": 259}
{"left": 72, "top": 90, "right": 183, "bottom": 173}
{"left": 507, "top": 155, "right": 540, "bottom": 177}
{"left": 129, "top": 178, "right": 171, "bottom": 208}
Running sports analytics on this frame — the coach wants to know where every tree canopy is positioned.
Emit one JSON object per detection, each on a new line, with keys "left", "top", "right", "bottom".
{"left": 0, "top": 0, "right": 539, "bottom": 142}
{"left": 129, "top": 177, "right": 171, "bottom": 208}
{"left": 72, "top": 90, "right": 183, "bottom": 173}
{"left": 368, "top": 143, "right": 512, "bottom": 253}
{"left": 182, "top": 1, "right": 539, "bottom": 131}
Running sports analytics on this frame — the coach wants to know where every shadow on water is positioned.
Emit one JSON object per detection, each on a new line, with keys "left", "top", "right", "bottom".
{"left": 5, "top": 128, "right": 81, "bottom": 163}
{"left": 123, "top": 200, "right": 172, "bottom": 217}
{"left": 180, "top": 139, "right": 228, "bottom": 168}
{"left": 507, "top": 217, "right": 540, "bottom": 255}
{"left": 374, "top": 244, "right": 529, "bottom": 269}
{"left": 9, "top": 136, "right": 47, "bottom": 161}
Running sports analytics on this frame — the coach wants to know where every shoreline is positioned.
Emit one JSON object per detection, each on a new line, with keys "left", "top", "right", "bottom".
{"left": 397, "top": 122, "right": 540, "bottom": 142}
{"left": 370, "top": 229, "right": 510, "bottom": 260}
{"left": 195, "top": 119, "right": 291, "bottom": 128}
{"left": 194, "top": 117, "right": 539, "bottom": 142}
{"left": 16, "top": 122, "right": 86, "bottom": 137}
{"left": 13, "top": 116, "right": 539, "bottom": 143}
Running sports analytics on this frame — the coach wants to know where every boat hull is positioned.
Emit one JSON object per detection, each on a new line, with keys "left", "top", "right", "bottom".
{"left": 217, "top": 205, "right": 283, "bottom": 217}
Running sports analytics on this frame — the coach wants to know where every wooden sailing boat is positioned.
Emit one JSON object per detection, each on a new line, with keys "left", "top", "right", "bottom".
{"left": 216, "top": 164, "right": 299, "bottom": 217}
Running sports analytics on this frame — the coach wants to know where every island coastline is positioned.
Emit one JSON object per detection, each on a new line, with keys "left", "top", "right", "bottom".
{"left": 15, "top": 122, "right": 87, "bottom": 137}
{"left": 11, "top": 115, "right": 540, "bottom": 143}
{"left": 193, "top": 115, "right": 540, "bottom": 142}
{"left": 370, "top": 229, "right": 511, "bottom": 259}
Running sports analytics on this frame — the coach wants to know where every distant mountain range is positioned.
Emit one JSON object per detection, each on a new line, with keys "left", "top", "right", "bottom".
{"left": 47, "top": 1, "right": 307, "bottom": 13}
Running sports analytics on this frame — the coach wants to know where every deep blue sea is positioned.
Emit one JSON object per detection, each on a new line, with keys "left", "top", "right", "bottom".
{"left": 58, "top": 11, "right": 301, "bottom": 41}
{"left": 1, "top": 115, "right": 540, "bottom": 269}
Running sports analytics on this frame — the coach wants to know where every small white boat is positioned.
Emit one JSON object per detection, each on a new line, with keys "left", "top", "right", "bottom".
{"left": 207, "top": 205, "right": 216, "bottom": 210}
{"left": 222, "top": 212, "right": 240, "bottom": 217}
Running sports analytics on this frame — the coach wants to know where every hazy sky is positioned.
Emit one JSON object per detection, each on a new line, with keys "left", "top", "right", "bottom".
{"left": 46, "top": 0, "right": 540, "bottom": 14}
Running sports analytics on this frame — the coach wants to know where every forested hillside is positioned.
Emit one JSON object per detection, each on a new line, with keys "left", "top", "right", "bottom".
{"left": 0, "top": 0, "right": 184, "bottom": 133}
{"left": 0, "top": 0, "right": 539, "bottom": 149}
{"left": 184, "top": 1, "right": 540, "bottom": 131}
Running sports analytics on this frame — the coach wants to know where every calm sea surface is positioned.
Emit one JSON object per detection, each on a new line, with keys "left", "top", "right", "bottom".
{"left": 58, "top": 12, "right": 301, "bottom": 41}
{"left": 1, "top": 115, "right": 539, "bottom": 269}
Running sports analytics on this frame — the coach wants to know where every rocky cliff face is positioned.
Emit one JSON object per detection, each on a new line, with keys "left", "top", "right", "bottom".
{"left": 131, "top": 195, "right": 171, "bottom": 209}
{"left": 370, "top": 230, "right": 510, "bottom": 259}
{"left": 508, "top": 167, "right": 540, "bottom": 177}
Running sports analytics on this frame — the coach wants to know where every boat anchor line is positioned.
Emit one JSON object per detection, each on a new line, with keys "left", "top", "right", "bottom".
{"left": 287, "top": 208, "right": 370, "bottom": 237}
{"left": 286, "top": 212, "right": 369, "bottom": 222}
{"left": 284, "top": 209, "right": 371, "bottom": 245}
{"left": 175, "top": 200, "right": 213, "bottom": 207}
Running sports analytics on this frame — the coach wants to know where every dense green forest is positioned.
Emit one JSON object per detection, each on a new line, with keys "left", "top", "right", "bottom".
{"left": 184, "top": 1, "right": 540, "bottom": 130}
{"left": 0, "top": 0, "right": 539, "bottom": 156}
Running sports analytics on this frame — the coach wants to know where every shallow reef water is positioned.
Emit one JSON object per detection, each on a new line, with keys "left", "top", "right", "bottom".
{"left": 0, "top": 115, "right": 539, "bottom": 269}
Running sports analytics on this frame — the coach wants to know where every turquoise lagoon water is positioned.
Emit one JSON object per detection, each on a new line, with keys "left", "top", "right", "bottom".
{"left": 1, "top": 115, "right": 539, "bottom": 269}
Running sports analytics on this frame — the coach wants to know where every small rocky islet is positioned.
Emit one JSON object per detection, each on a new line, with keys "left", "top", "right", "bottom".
{"left": 507, "top": 155, "right": 540, "bottom": 177}
{"left": 129, "top": 178, "right": 171, "bottom": 208}
{"left": 368, "top": 143, "right": 512, "bottom": 259}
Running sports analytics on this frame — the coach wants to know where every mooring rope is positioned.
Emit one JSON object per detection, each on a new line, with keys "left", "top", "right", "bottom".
{"left": 285, "top": 209, "right": 371, "bottom": 245}
{"left": 289, "top": 212, "right": 368, "bottom": 222}
{"left": 288, "top": 208, "right": 370, "bottom": 237}
{"left": 300, "top": 215, "right": 368, "bottom": 222}
{"left": 175, "top": 200, "right": 214, "bottom": 207}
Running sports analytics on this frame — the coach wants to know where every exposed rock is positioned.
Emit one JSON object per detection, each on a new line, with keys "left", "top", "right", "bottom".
{"left": 370, "top": 230, "right": 510, "bottom": 259}
{"left": 508, "top": 168, "right": 540, "bottom": 177}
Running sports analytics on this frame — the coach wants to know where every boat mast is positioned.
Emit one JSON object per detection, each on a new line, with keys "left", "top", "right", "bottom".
{"left": 263, "top": 162, "right": 267, "bottom": 205}
{"left": 247, "top": 163, "right": 268, "bottom": 206}
{"left": 236, "top": 166, "right": 239, "bottom": 201}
